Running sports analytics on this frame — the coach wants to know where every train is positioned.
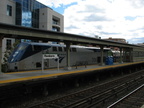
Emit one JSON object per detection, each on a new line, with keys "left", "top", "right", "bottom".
{"left": 7, "top": 42, "right": 112, "bottom": 72}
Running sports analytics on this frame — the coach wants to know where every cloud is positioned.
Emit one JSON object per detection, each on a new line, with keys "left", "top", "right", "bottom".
{"left": 36, "top": 0, "right": 79, "bottom": 7}
{"left": 127, "top": 37, "right": 144, "bottom": 44}
{"left": 63, "top": 0, "right": 144, "bottom": 43}
{"left": 84, "top": 14, "right": 112, "bottom": 22}
{"left": 37, "top": 0, "right": 144, "bottom": 44}
{"left": 130, "top": 0, "right": 144, "bottom": 8}
{"left": 65, "top": 25, "right": 79, "bottom": 30}
{"left": 100, "top": 32, "right": 121, "bottom": 36}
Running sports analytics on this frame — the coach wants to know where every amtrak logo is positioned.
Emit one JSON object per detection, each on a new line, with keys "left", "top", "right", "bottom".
{"left": 55, "top": 54, "right": 66, "bottom": 63}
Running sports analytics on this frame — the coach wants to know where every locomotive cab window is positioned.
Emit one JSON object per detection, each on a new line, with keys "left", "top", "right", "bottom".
{"left": 33, "top": 45, "right": 42, "bottom": 51}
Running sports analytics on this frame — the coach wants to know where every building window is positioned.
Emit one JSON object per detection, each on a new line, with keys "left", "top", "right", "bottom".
{"left": 52, "top": 27, "right": 60, "bottom": 32}
{"left": 53, "top": 19, "right": 59, "bottom": 25}
{"left": 6, "top": 39, "right": 12, "bottom": 50}
{"left": 52, "top": 16, "right": 60, "bottom": 25}
{"left": 7, "top": 5, "right": 12, "bottom": 16}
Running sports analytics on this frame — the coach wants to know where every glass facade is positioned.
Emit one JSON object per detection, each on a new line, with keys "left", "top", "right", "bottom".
{"left": 13, "top": 0, "right": 47, "bottom": 28}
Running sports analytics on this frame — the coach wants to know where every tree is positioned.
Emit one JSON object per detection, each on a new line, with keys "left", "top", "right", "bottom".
{"left": 2, "top": 39, "right": 20, "bottom": 72}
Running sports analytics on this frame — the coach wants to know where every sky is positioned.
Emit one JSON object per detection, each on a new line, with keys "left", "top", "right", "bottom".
{"left": 36, "top": 0, "right": 144, "bottom": 44}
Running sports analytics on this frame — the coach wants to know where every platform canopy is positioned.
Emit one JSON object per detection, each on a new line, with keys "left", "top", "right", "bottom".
{"left": 0, "top": 23, "right": 144, "bottom": 50}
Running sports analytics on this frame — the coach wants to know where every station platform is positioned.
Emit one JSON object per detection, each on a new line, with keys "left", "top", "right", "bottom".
{"left": 0, "top": 61, "right": 144, "bottom": 86}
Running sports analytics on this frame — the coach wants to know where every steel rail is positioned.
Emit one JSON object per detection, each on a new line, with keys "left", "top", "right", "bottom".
{"left": 28, "top": 70, "right": 144, "bottom": 108}
{"left": 107, "top": 84, "right": 144, "bottom": 108}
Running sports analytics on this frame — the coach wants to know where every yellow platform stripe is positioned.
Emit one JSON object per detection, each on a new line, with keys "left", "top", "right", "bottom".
{"left": 0, "top": 61, "right": 144, "bottom": 84}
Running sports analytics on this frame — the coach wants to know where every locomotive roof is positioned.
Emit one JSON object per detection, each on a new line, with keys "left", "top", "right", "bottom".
{"left": 22, "top": 42, "right": 110, "bottom": 50}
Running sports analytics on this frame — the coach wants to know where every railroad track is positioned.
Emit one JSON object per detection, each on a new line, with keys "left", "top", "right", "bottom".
{"left": 28, "top": 70, "right": 144, "bottom": 108}
{"left": 107, "top": 84, "right": 144, "bottom": 108}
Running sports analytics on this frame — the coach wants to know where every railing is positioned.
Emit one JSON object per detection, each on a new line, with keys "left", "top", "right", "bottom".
{"left": 75, "top": 61, "right": 87, "bottom": 69}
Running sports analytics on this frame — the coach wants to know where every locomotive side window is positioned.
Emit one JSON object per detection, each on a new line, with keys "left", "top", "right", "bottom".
{"left": 72, "top": 48, "right": 77, "bottom": 52}
{"left": 53, "top": 47, "right": 57, "bottom": 51}
{"left": 63, "top": 47, "right": 76, "bottom": 52}
{"left": 64, "top": 47, "right": 66, "bottom": 52}
{"left": 58, "top": 47, "right": 63, "bottom": 52}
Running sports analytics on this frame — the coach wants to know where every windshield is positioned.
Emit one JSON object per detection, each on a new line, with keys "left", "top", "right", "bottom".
{"left": 8, "top": 43, "right": 28, "bottom": 63}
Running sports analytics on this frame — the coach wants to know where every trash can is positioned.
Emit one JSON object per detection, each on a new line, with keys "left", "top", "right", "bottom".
{"left": 105, "top": 57, "right": 109, "bottom": 65}
{"left": 109, "top": 56, "right": 113, "bottom": 65}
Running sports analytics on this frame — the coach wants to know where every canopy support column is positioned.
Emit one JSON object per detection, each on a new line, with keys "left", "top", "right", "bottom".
{"left": 120, "top": 47, "right": 123, "bottom": 63}
{"left": 65, "top": 42, "right": 71, "bottom": 70}
{"left": 129, "top": 48, "right": 133, "bottom": 62}
{"left": 0, "top": 36, "right": 3, "bottom": 72}
{"left": 100, "top": 45, "right": 104, "bottom": 66}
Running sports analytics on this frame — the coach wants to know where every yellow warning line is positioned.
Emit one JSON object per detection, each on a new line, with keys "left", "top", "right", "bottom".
{"left": 0, "top": 61, "right": 144, "bottom": 84}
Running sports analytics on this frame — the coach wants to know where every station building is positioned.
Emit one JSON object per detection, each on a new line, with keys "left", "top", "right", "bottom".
{"left": 103, "top": 37, "right": 127, "bottom": 50}
{"left": 104, "top": 37, "right": 127, "bottom": 43}
{"left": 0, "top": 0, "right": 64, "bottom": 63}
